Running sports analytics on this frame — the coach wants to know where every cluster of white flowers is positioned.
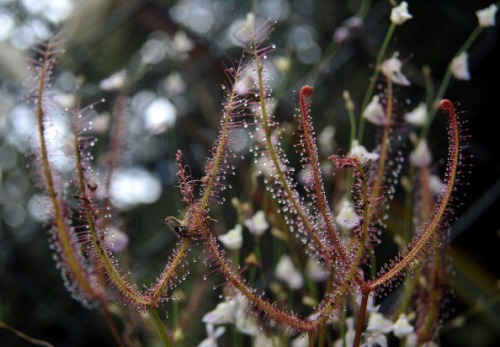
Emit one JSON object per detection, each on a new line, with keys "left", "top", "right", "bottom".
{"left": 198, "top": 3, "right": 499, "bottom": 346}
{"left": 217, "top": 210, "right": 269, "bottom": 252}
{"left": 450, "top": 4, "right": 497, "bottom": 81}
{"left": 333, "top": 293, "right": 416, "bottom": 347}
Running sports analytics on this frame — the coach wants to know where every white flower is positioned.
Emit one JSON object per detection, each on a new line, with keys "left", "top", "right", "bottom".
{"left": 450, "top": 52, "right": 471, "bottom": 80}
{"left": 275, "top": 254, "right": 304, "bottom": 290}
{"left": 367, "top": 312, "right": 393, "bottom": 334}
{"left": 234, "top": 13, "right": 256, "bottom": 42}
{"left": 99, "top": 70, "right": 127, "bottom": 91}
{"left": 172, "top": 30, "right": 194, "bottom": 53}
{"left": 305, "top": 258, "right": 329, "bottom": 282}
{"left": 218, "top": 224, "right": 243, "bottom": 251}
{"left": 198, "top": 324, "right": 225, "bottom": 347}
{"left": 203, "top": 294, "right": 260, "bottom": 336}
{"left": 363, "top": 95, "right": 386, "bottom": 125}
{"left": 164, "top": 72, "right": 186, "bottom": 95}
{"left": 290, "top": 334, "right": 309, "bottom": 347}
{"left": 275, "top": 56, "right": 292, "bottom": 74}
{"left": 365, "top": 333, "right": 388, "bottom": 347}
{"left": 202, "top": 301, "right": 236, "bottom": 324}
{"left": 355, "top": 292, "right": 380, "bottom": 313}
{"left": 404, "top": 103, "right": 427, "bottom": 126}
{"left": 244, "top": 210, "right": 269, "bottom": 236}
{"left": 235, "top": 312, "right": 260, "bottom": 336}
{"left": 410, "top": 139, "right": 432, "bottom": 167}
{"left": 380, "top": 54, "right": 410, "bottom": 86}
{"left": 144, "top": 98, "right": 177, "bottom": 134}
{"left": 319, "top": 125, "right": 336, "bottom": 155}
{"left": 233, "top": 294, "right": 260, "bottom": 336}
{"left": 333, "top": 26, "right": 350, "bottom": 43}
{"left": 105, "top": 227, "right": 129, "bottom": 252}
{"left": 393, "top": 314, "right": 414, "bottom": 338}
{"left": 391, "top": 2, "right": 412, "bottom": 25}
{"left": 429, "top": 174, "right": 445, "bottom": 196}
{"left": 476, "top": 4, "right": 498, "bottom": 27}
{"left": 335, "top": 199, "right": 361, "bottom": 229}
{"left": 334, "top": 317, "right": 355, "bottom": 347}
{"left": 349, "top": 140, "right": 379, "bottom": 164}
{"left": 53, "top": 93, "right": 76, "bottom": 109}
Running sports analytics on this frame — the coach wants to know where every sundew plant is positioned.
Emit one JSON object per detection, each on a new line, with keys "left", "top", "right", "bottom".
{"left": 1, "top": 1, "right": 500, "bottom": 347}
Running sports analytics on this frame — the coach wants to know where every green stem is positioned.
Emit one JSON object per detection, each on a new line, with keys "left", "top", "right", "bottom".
{"left": 151, "top": 308, "right": 173, "bottom": 347}
{"left": 357, "top": 23, "right": 396, "bottom": 144}
{"left": 421, "top": 25, "right": 483, "bottom": 139}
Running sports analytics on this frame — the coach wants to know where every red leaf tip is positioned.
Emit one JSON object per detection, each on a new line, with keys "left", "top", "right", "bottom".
{"left": 301, "top": 85, "right": 313, "bottom": 97}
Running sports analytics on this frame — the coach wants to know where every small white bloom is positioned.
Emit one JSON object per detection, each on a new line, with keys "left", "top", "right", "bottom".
{"left": 275, "top": 56, "right": 292, "bottom": 74}
{"left": 105, "top": 227, "right": 129, "bottom": 252}
{"left": 164, "top": 72, "right": 187, "bottom": 95}
{"left": 450, "top": 52, "right": 471, "bottom": 81}
{"left": 291, "top": 334, "right": 309, "bottom": 347}
{"left": 172, "top": 30, "right": 194, "bottom": 53}
{"left": 363, "top": 95, "right": 386, "bottom": 125}
{"left": 202, "top": 301, "right": 236, "bottom": 324}
{"left": 319, "top": 125, "right": 336, "bottom": 155}
{"left": 99, "top": 70, "right": 127, "bottom": 91}
{"left": 429, "top": 174, "right": 445, "bottom": 196}
{"left": 381, "top": 54, "right": 410, "bottom": 86}
{"left": 365, "top": 333, "right": 388, "bottom": 347}
{"left": 53, "top": 93, "right": 76, "bottom": 109}
{"left": 144, "top": 98, "right": 177, "bottom": 134}
{"left": 275, "top": 254, "right": 304, "bottom": 290}
{"left": 218, "top": 224, "right": 243, "bottom": 251}
{"left": 244, "top": 210, "right": 269, "bottom": 236}
{"left": 305, "top": 258, "right": 329, "bottom": 282}
{"left": 232, "top": 293, "right": 260, "bottom": 336}
{"left": 345, "top": 16, "right": 363, "bottom": 29}
{"left": 391, "top": 2, "right": 412, "bottom": 25}
{"left": 334, "top": 317, "right": 355, "bottom": 347}
{"left": 367, "top": 312, "right": 393, "bottom": 334}
{"left": 333, "top": 26, "right": 350, "bottom": 43}
{"left": 91, "top": 113, "right": 111, "bottom": 134}
{"left": 393, "top": 313, "right": 414, "bottom": 338}
{"left": 404, "top": 103, "right": 427, "bottom": 126}
{"left": 476, "top": 4, "right": 498, "bottom": 28}
{"left": 410, "top": 139, "right": 432, "bottom": 167}
{"left": 355, "top": 292, "right": 380, "bottom": 313}
{"left": 235, "top": 312, "right": 260, "bottom": 336}
{"left": 198, "top": 324, "right": 225, "bottom": 347}
{"left": 333, "top": 16, "right": 363, "bottom": 43}
{"left": 335, "top": 199, "right": 361, "bottom": 229}
{"left": 234, "top": 13, "right": 256, "bottom": 42}
{"left": 349, "top": 140, "right": 379, "bottom": 164}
